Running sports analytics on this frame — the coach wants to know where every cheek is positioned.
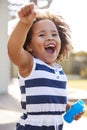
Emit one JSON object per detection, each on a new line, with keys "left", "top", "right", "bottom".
{"left": 57, "top": 36, "right": 61, "bottom": 47}
{"left": 57, "top": 42, "right": 61, "bottom": 51}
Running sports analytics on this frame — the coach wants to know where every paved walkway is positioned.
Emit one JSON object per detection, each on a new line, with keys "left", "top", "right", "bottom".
{"left": 0, "top": 78, "right": 87, "bottom": 130}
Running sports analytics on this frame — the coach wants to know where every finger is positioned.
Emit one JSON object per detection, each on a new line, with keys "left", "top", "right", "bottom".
{"left": 18, "top": 3, "right": 35, "bottom": 17}
{"left": 74, "top": 114, "right": 82, "bottom": 120}
{"left": 74, "top": 116, "right": 80, "bottom": 120}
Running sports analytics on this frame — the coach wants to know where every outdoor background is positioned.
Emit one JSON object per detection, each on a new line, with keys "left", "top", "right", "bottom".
{"left": 8, "top": 0, "right": 87, "bottom": 78}
{"left": 8, "top": 0, "right": 87, "bottom": 117}
{"left": 0, "top": 0, "right": 87, "bottom": 130}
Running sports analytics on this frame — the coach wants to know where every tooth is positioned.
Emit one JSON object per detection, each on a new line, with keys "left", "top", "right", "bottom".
{"left": 47, "top": 44, "right": 55, "bottom": 47}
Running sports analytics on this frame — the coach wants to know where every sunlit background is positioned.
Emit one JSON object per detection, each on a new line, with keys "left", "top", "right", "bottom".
{"left": 8, "top": 0, "right": 87, "bottom": 52}
{"left": 8, "top": 0, "right": 87, "bottom": 78}
{"left": 0, "top": 1, "right": 87, "bottom": 127}
{"left": 50, "top": 0, "right": 87, "bottom": 52}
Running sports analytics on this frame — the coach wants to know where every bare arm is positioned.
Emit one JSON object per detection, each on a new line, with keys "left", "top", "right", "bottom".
{"left": 7, "top": 3, "right": 36, "bottom": 77}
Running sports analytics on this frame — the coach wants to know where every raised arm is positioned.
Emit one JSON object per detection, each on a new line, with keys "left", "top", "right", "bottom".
{"left": 7, "top": 3, "right": 36, "bottom": 77}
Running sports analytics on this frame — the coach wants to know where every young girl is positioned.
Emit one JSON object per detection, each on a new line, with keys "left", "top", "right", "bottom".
{"left": 7, "top": 3, "right": 83, "bottom": 130}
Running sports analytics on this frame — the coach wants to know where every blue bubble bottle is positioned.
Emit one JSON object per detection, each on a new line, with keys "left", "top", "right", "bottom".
{"left": 63, "top": 99, "right": 85, "bottom": 123}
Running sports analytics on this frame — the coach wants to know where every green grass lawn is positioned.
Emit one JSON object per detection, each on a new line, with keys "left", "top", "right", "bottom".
{"left": 67, "top": 79, "right": 87, "bottom": 117}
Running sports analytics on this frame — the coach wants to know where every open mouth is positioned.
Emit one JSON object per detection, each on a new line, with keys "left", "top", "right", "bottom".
{"left": 45, "top": 44, "right": 56, "bottom": 54}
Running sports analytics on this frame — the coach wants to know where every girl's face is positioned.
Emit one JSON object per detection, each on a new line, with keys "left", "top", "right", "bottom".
{"left": 27, "top": 19, "right": 61, "bottom": 66}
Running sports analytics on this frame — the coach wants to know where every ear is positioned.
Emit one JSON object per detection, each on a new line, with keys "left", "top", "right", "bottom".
{"left": 26, "top": 44, "right": 33, "bottom": 52}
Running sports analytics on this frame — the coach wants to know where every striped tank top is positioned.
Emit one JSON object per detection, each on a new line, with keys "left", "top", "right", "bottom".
{"left": 16, "top": 58, "right": 67, "bottom": 130}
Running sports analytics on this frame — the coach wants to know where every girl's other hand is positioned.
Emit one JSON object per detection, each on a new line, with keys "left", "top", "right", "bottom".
{"left": 74, "top": 111, "right": 84, "bottom": 121}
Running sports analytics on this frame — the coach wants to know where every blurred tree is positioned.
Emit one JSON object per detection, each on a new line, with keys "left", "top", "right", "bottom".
{"left": 74, "top": 51, "right": 87, "bottom": 63}
{"left": 30, "top": 0, "right": 52, "bottom": 8}
{"left": 8, "top": 0, "right": 52, "bottom": 19}
{"left": 30, "top": 0, "right": 37, "bottom": 5}
{"left": 71, "top": 51, "right": 87, "bottom": 77}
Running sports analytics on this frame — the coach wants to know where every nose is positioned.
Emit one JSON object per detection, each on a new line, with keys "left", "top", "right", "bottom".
{"left": 46, "top": 34, "right": 55, "bottom": 41}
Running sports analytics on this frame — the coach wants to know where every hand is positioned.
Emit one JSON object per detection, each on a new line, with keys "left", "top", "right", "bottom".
{"left": 18, "top": 3, "right": 37, "bottom": 25}
{"left": 74, "top": 111, "right": 84, "bottom": 121}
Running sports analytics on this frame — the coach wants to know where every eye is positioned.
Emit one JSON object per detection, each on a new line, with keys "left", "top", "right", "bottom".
{"left": 52, "top": 33, "right": 58, "bottom": 37}
{"left": 39, "top": 34, "right": 45, "bottom": 37}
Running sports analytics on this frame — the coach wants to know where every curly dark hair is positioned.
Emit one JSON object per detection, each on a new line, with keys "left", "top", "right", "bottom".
{"left": 23, "top": 11, "right": 73, "bottom": 62}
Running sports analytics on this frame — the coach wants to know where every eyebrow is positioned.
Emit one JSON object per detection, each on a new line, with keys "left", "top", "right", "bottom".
{"left": 36, "top": 30, "right": 58, "bottom": 35}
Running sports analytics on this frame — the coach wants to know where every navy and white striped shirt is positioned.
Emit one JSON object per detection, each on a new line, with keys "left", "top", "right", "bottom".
{"left": 17, "top": 58, "right": 67, "bottom": 129}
